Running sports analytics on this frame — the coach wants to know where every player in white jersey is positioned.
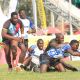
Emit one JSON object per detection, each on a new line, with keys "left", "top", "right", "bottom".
{"left": 40, "top": 39, "right": 80, "bottom": 73}
{"left": 15, "top": 9, "right": 36, "bottom": 71}
{"left": 18, "top": 9, "right": 36, "bottom": 51}
{"left": 20, "top": 39, "right": 44, "bottom": 71}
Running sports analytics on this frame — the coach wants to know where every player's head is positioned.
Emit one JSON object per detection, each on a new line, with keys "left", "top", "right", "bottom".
{"left": 70, "top": 40, "right": 79, "bottom": 51}
{"left": 11, "top": 12, "right": 18, "bottom": 25}
{"left": 18, "top": 9, "right": 26, "bottom": 19}
{"left": 55, "top": 33, "right": 64, "bottom": 43}
{"left": 37, "top": 39, "right": 44, "bottom": 50}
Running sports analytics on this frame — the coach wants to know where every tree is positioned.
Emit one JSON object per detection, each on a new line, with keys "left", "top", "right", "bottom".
{"left": 17, "top": 0, "right": 52, "bottom": 28}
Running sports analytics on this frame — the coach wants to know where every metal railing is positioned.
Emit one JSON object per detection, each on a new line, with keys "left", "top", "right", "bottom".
{"left": 43, "top": 0, "right": 80, "bottom": 29}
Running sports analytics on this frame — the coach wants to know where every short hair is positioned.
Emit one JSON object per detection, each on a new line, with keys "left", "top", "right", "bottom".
{"left": 37, "top": 39, "right": 43, "bottom": 43}
{"left": 11, "top": 12, "right": 18, "bottom": 17}
{"left": 18, "top": 9, "right": 25, "bottom": 14}
{"left": 70, "top": 40, "right": 79, "bottom": 45}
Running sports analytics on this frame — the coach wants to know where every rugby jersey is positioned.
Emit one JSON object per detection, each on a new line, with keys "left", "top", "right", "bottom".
{"left": 3, "top": 19, "right": 23, "bottom": 36}
{"left": 18, "top": 18, "right": 34, "bottom": 39}
{"left": 47, "top": 45, "right": 71, "bottom": 59}
{"left": 28, "top": 45, "right": 44, "bottom": 65}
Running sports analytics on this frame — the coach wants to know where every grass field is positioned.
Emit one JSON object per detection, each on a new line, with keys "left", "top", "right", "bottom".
{"left": 0, "top": 61, "right": 80, "bottom": 80}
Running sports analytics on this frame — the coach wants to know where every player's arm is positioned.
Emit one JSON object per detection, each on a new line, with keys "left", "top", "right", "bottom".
{"left": 28, "top": 48, "right": 33, "bottom": 53}
{"left": 28, "top": 45, "right": 36, "bottom": 53}
{"left": 27, "top": 26, "right": 36, "bottom": 34}
{"left": 27, "top": 19, "right": 36, "bottom": 34}
{"left": 0, "top": 42, "right": 6, "bottom": 48}
{"left": 28, "top": 45, "right": 36, "bottom": 57}
{"left": 51, "top": 42, "right": 69, "bottom": 49}
{"left": 67, "top": 49, "right": 80, "bottom": 56}
{"left": 60, "top": 59, "right": 75, "bottom": 70}
{"left": 2, "top": 29, "right": 22, "bottom": 42}
{"left": 30, "top": 26, "right": 36, "bottom": 33}
{"left": 44, "top": 43, "right": 51, "bottom": 52}
{"left": 2, "top": 29, "right": 15, "bottom": 40}
{"left": 20, "top": 21, "right": 24, "bottom": 43}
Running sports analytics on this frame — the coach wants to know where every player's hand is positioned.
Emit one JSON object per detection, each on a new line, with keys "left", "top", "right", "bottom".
{"left": 21, "top": 36, "right": 24, "bottom": 43}
{"left": 14, "top": 37, "right": 22, "bottom": 42}
{"left": 28, "top": 48, "right": 33, "bottom": 52}
{"left": 0, "top": 42, "right": 6, "bottom": 48}
{"left": 27, "top": 31, "right": 31, "bottom": 34}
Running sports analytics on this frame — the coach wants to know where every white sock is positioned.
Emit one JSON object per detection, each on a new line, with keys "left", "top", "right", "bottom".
{"left": 17, "top": 63, "right": 22, "bottom": 67}
{"left": 27, "top": 65, "right": 30, "bottom": 69}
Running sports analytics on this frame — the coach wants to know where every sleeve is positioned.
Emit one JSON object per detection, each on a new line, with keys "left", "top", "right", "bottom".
{"left": 18, "top": 19, "right": 24, "bottom": 28}
{"left": 44, "top": 40, "right": 55, "bottom": 52}
{"left": 61, "top": 45, "right": 71, "bottom": 50}
{"left": 49, "top": 39, "right": 56, "bottom": 46}
{"left": 77, "top": 49, "right": 80, "bottom": 52}
{"left": 29, "top": 45, "right": 37, "bottom": 51}
{"left": 29, "top": 19, "right": 34, "bottom": 28}
{"left": 28, "top": 45, "right": 37, "bottom": 57}
{"left": 3, "top": 20, "right": 10, "bottom": 30}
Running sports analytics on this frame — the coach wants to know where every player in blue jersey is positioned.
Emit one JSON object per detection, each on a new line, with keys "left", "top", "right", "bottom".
{"left": 18, "top": 39, "right": 44, "bottom": 71}
{"left": 40, "top": 33, "right": 80, "bottom": 73}
{"left": 2, "top": 12, "right": 26, "bottom": 72}
{"left": 15, "top": 9, "right": 36, "bottom": 71}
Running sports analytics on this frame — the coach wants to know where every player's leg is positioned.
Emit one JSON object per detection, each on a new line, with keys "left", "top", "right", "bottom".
{"left": 18, "top": 43, "right": 26, "bottom": 63}
{"left": 4, "top": 44, "right": 12, "bottom": 71}
{"left": 15, "top": 43, "right": 26, "bottom": 71}
{"left": 40, "top": 64, "right": 48, "bottom": 73}
{"left": 40, "top": 54, "right": 50, "bottom": 73}
{"left": 24, "top": 39, "right": 28, "bottom": 57}
{"left": 55, "top": 63, "right": 66, "bottom": 72}
{"left": 20, "top": 56, "right": 32, "bottom": 71}
{"left": 50, "top": 59, "right": 66, "bottom": 72}
{"left": 10, "top": 40, "right": 18, "bottom": 67}
{"left": 60, "top": 59, "right": 77, "bottom": 71}
{"left": 23, "top": 56, "right": 32, "bottom": 66}
{"left": 50, "top": 58, "right": 66, "bottom": 72}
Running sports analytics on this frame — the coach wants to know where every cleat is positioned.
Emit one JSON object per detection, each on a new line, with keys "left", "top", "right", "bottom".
{"left": 77, "top": 69, "right": 80, "bottom": 71}
{"left": 8, "top": 67, "right": 12, "bottom": 72}
{"left": 24, "top": 66, "right": 30, "bottom": 71}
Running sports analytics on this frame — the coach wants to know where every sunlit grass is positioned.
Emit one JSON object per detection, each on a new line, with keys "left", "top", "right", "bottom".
{"left": 0, "top": 61, "right": 80, "bottom": 80}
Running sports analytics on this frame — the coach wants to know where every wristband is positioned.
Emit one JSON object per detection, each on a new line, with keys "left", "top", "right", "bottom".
{"left": 21, "top": 34, "right": 24, "bottom": 36}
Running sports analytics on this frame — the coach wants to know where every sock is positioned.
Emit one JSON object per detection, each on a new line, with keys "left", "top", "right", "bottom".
{"left": 17, "top": 63, "right": 22, "bottom": 67}
{"left": 13, "top": 56, "right": 16, "bottom": 60}
{"left": 8, "top": 62, "right": 12, "bottom": 68}
{"left": 72, "top": 68, "right": 77, "bottom": 71}
{"left": 27, "top": 65, "right": 30, "bottom": 69}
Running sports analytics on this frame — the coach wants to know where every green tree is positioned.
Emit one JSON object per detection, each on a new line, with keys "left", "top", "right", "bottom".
{"left": 17, "top": 0, "right": 52, "bottom": 28}
{"left": 17, "top": 0, "right": 33, "bottom": 20}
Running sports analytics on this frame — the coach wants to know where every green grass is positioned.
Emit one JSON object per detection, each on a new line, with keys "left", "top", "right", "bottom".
{"left": 0, "top": 61, "right": 80, "bottom": 80}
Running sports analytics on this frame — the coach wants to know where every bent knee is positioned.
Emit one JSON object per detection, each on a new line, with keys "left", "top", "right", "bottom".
{"left": 40, "top": 64, "right": 48, "bottom": 73}
{"left": 11, "top": 45, "right": 17, "bottom": 55}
